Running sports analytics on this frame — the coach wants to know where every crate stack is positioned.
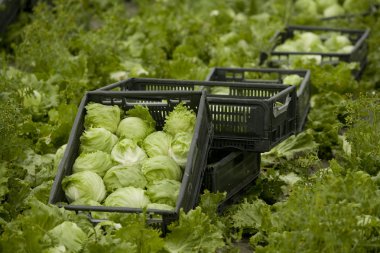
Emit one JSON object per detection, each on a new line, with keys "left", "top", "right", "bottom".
{"left": 48, "top": 4, "right": 371, "bottom": 231}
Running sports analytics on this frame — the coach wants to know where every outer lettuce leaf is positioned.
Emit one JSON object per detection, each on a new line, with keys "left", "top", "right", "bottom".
{"left": 126, "top": 105, "right": 156, "bottom": 132}
{"left": 86, "top": 214, "right": 165, "bottom": 252}
{"left": 54, "top": 144, "right": 67, "bottom": 170}
{"left": 261, "top": 129, "right": 318, "bottom": 166}
{"left": 164, "top": 207, "right": 225, "bottom": 253}
{"left": 0, "top": 199, "right": 93, "bottom": 253}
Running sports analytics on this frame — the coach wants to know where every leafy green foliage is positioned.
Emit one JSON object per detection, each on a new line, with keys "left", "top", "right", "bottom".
{"left": 344, "top": 93, "right": 380, "bottom": 175}
{"left": 261, "top": 129, "right": 318, "bottom": 166}
{"left": 307, "top": 92, "right": 347, "bottom": 159}
{"left": 250, "top": 164, "right": 380, "bottom": 253}
{"left": 1, "top": 0, "right": 380, "bottom": 252}
{"left": 85, "top": 214, "right": 164, "bottom": 253}
{"left": 292, "top": 61, "right": 365, "bottom": 94}
{"left": 164, "top": 207, "right": 225, "bottom": 252}
{"left": 0, "top": 199, "right": 93, "bottom": 253}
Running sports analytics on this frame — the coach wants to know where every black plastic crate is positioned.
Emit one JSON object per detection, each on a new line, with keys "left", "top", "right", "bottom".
{"left": 206, "top": 67, "right": 311, "bottom": 133}
{"left": 204, "top": 149, "right": 260, "bottom": 212}
{"left": 49, "top": 90, "right": 213, "bottom": 231}
{"left": 99, "top": 78, "right": 297, "bottom": 152}
{"left": 260, "top": 25, "right": 370, "bottom": 80}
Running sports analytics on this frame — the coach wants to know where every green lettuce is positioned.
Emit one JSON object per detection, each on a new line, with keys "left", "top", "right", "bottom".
{"left": 54, "top": 144, "right": 67, "bottom": 170}
{"left": 103, "top": 164, "right": 147, "bottom": 192}
{"left": 62, "top": 171, "right": 106, "bottom": 203}
{"left": 146, "top": 179, "right": 181, "bottom": 207}
{"left": 116, "top": 105, "right": 156, "bottom": 142}
{"left": 116, "top": 117, "right": 154, "bottom": 143}
{"left": 84, "top": 103, "right": 121, "bottom": 133}
{"left": 168, "top": 132, "right": 193, "bottom": 167}
{"left": 43, "top": 221, "right": 87, "bottom": 253}
{"left": 142, "top": 131, "right": 172, "bottom": 157}
{"left": 261, "top": 129, "right": 318, "bottom": 166}
{"left": 72, "top": 151, "right": 113, "bottom": 177}
{"left": 283, "top": 74, "right": 303, "bottom": 88}
{"left": 79, "top": 127, "right": 118, "bottom": 154}
{"left": 163, "top": 103, "right": 196, "bottom": 136}
{"left": 141, "top": 155, "right": 182, "bottom": 184}
{"left": 164, "top": 207, "right": 225, "bottom": 252}
{"left": 111, "top": 138, "right": 147, "bottom": 166}
{"left": 104, "top": 187, "right": 151, "bottom": 208}
{"left": 324, "top": 33, "right": 352, "bottom": 52}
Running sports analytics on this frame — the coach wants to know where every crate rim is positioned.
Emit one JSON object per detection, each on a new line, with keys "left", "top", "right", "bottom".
{"left": 206, "top": 84, "right": 296, "bottom": 104}
{"left": 206, "top": 67, "right": 310, "bottom": 98}
{"left": 98, "top": 77, "right": 299, "bottom": 92}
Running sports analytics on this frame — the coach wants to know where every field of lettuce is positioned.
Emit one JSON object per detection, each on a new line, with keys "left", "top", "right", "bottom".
{"left": 1, "top": 0, "right": 380, "bottom": 252}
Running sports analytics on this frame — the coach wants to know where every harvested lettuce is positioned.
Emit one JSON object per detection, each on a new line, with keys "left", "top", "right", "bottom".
{"left": 116, "top": 117, "right": 151, "bottom": 142}
{"left": 62, "top": 171, "right": 106, "bottom": 203}
{"left": 164, "top": 103, "right": 196, "bottom": 136}
{"left": 54, "top": 144, "right": 67, "bottom": 169}
{"left": 275, "top": 31, "right": 353, "bottom": 55}
{"left": 142, "top": 131, "right": 173, "bottom": 158}
{"left": 70, "top": 198, "right": 109, "bottom": 220}
{"left": 79, "top": 127, "right": 118, "bottom": 154}
{"left": 283, "top": 74, "right": 304, "bottom": 87}
{"left": 116, "top": 105, "right": 156, "bottom": 142}
{"left": 103, "top": 164, "right": 147, "bottom": 192}
{"left": 84, "top": 102, "right": 121, "bottom": 133}
{"left": 168, "top": 132, "right": 193, "bottom": 167}
{"left": 141, "top": 155, "right": 182, "bottom": 184}
{"left": 324, "top": 33, "right": 352, "bottom": 52}
{"left": 316, "top": 0, "right": 337, "bottom": 12}
{"left": 147, "top": 179, "right": 181, "bottom": 207}
{"left": 72, "top": 150, "right": 113, "bottom": 177}
{"left": 111, "top": 138, "right": 147, "bottom": 166}
{"left": 104, "top": 186, "right": 150, "bottom": 208}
